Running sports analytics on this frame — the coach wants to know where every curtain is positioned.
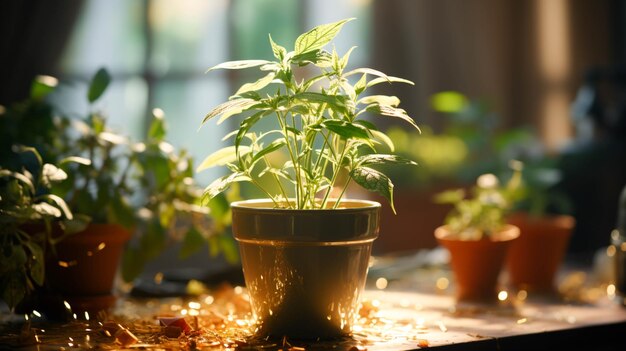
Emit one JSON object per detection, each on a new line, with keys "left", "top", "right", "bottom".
{"left": 0, "top": 0, "right": 84, "bottom": 105}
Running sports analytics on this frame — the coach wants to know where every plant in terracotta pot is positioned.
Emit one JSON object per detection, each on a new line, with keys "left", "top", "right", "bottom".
{"left": 198, "top": 18, "right": 419, "bottom": 339}
{"left": 504, "top": 158, "right": 575, "bottom": 294}
{"left": 434, "top": 162, "right": 523, "bottom": 303}
{"left": 1, "top": 70, "right": 235, "bottom": 317}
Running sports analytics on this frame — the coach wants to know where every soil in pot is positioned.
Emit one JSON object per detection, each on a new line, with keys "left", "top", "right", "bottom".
{"left": 435, "top": 224, "right": 520, "bottom": 303}
{"left": 505, "top": 212, "right": 575, "bottom": 294}
{"left": 231, "top": 199, "right": 380, "bottom": 340}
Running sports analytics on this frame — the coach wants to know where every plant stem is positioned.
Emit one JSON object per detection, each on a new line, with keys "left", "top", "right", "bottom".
{"left": 275, "top": 111, "right": 301, "bottom": 209}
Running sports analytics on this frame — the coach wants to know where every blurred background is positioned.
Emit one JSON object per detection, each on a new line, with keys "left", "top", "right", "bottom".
{"left": 1, "top": 0, "right": 625, "bottom": 269}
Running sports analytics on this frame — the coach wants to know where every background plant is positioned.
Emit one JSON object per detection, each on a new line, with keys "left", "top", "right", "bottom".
{"left": 0, "top": 147, "right": 83, "bottom": 310}
{"left": 198, "top": 18, "right": 419, "bottom": 211}
{"left": 434, "top": 161, "right": 525, "bottom": 240}
{"left": 0, "top": 69, "right": 237, "bottom": 286}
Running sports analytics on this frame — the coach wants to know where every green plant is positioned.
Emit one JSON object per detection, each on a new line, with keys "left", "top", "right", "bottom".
{"left": 0, "top": 69, "right": 237, "bottom": 286}
{"left": 0, "top": 147, "right": 84, "bottom": 310}
{"left": 434, "top": 161, "right": 524, "bottom": 240}
{"left": 198, "top": 18, "right": 419, "bottom": 211}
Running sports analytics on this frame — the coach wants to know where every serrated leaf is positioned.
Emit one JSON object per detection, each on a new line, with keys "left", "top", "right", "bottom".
{"left": 250, "top": 139, "right": 286, "bottom": 167}
{"left": 269, "top": 34, "right": 286, "bottom": 60}
{"left": 322, "top": 120, "right": 369, "bottom": 139}
{"left": 358, "top": 95, "right": 400, "bottom": 107}
{"left": 203, "top": 172, "right": 251, "bottom": 201}
{"left": 295, "top": 18, "right": 353, "bottom": 55}
{"left": 207, "top": 60, "right": 272, "bottom": 72}
{"left": 196, "top": 146, "right": 251, "bottom": 172}
{"left": 366, "top": 76, "right": 415, "bottom": 89}
{"left": 351, "top": 167, "right": 395, "bottom": 213}
{"left": 87, "top": 68, "right": 111, "bottom": 103}
{"left": 369, "top": 129, "right": 395, "bottom": 152}
{"left": 202, "top": 98, "right": 258, "bottom": 125}
{"left": 358, "top": 154, "right": 417, "bottom": 167}
{"left": 366, "top": 104, "right": 420, "bottom": 131}
{"left": 235, "top": 72, "right": 276, "bottom": 96}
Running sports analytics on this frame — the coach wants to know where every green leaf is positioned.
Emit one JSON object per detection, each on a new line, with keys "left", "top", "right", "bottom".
{"left": 294, "top": 92, "right": 347, "bottom": 113}
{"left": 24, "top": 241, "right": 45, "bottom": 286}
{"left": 60, "top": 156, "right": 92, "bottom": 166}
{"left": 351, "top": 166, "right": 395, "bottom": 213}
{"left": 235, "top": 111, "right": 271, "bottom": 152}
{"left": 365, "top": 76, "right": 415, "bottom": 89}
{"left": 366, "top": 104, "right": 421, "bottom": 131}
{"left": 358, "top": 154, "right": 417, "bottom": 167}
{"left": 369, "top": 129, "right": 395, "bottom": 152}
{"left": 202, "top": 98, "right": 258, "bottom": 125}
{"left": 148, "top": 114, "right": 167, "bottom": 141}
{"left": 32, "top": 202, "right": 62, "bottom": 218}
{"left": 269, "top": 34, "right": 286, "bottom": 60}
{"left": 203, "top": 172, "right": 251, "bottom": 201}
{"left": 42, "top": 163, "right": 68, "bottom": 183}
{"left": 235, "top": 72, "right": 276, "bottom": 96}
{"left": 322, "top": 120, "right": 369, "bottom": 139}
{"left": 294, "top": 18, "right": 354, "bottom": 55}
{"left": 87, "top": 68, "right": 111, "bottom": 103}
{"left": 250, "top": 139, "right": 286, "bottom": 167}
{"left": 358, "top": 95, "right": 400, "bottom": 107}
{"left": 196, "top": 146, "right": 252, "bottom": 172}
{"left": 109, "top": 196, "right": 136, "bottom": 228}
{"left": 207, "top": 60, "right": 272, "bottom": 72}
{"left": 30, "top": 75, "right": 58, "bottom": 100}
{"left": 179, "top": 227, "right": 206, "bottom": 259}
{"left": 0, "top": 272, "right": 27, "bottom": 310}
{"left": 45, "top": 194, "right": 73, "bottom": 220}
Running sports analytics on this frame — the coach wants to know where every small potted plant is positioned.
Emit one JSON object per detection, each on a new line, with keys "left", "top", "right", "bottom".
{"left": 433, "top": 161, "right": 523, "bottom": 302}
{"left": 504, "top": 158, "right": 575, "bottom": 294}
{"left": 199, "top": 18, "right": 418, "bottom": 339}
{"left": 1, "top": 70, "right": 234, "bottom": 316}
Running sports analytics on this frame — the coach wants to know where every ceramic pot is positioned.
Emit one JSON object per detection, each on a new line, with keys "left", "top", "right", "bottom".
{"left": 45, "top": 223, "right": 132, "bottom": 314}
{"left": 231, "top": 199, "right": 380, "bottom": 340}
{"left": 506, "top": 212, "right": 575, "bottom": 293}
{"left": 435, "top": 224, "right": 520, "bottom": 302}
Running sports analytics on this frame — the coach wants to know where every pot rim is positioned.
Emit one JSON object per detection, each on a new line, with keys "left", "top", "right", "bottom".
{"left": 434, "top": 224, "right": 520, "bottom": 242}
{"left": 230, "top": 198, "right": 381, "bottom": 213}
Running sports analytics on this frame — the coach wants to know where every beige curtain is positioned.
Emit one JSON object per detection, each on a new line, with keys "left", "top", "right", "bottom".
{"left": 372, "top": 0, "right": 615, "bottom": 151}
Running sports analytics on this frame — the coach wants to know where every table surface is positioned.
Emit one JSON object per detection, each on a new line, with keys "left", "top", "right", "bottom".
{"left": 2, "top": 249, "right": 626, "bottom": 350}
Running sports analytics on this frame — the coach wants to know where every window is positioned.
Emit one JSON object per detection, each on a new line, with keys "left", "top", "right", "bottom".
{"left": 56, "top": 0, "right": 372, "bottom": 185}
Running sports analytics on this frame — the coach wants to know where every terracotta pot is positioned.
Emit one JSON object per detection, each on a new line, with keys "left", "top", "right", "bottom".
{"left": 45, "top": 223, "right": 132, "bottom": 313}
{"left": 231, "top": 199, "right": 380, "bottom": 340}
{"left": 435, "top": 224, "right": 520, "bottom": 302}
{"left": 505, "top": 212, "right": 575, "bottom": 293}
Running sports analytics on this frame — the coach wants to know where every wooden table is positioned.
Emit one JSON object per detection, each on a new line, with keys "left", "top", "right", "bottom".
{"left": 2, "top": 255, "right": 626, "bottom": 350}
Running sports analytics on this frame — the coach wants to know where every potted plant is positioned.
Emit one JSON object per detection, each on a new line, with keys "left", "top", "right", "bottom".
{"left": 198, "top": 18, "right": 418, "bottom": 339}
{"left": 0, "top": 147, "right": 83, "bottom": 311}
{"left": 504, "top": 158, "right": 575, "bottom": 294}
{"left": 433, "top": 161, "right": 523, "bottom": 302}
{"left": 1, "top": 70, "right": 235, "bottom": 317}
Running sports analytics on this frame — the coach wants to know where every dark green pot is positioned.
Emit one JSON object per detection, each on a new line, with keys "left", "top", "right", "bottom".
{"left": 231, "top": 199, "right": 380, "bottom": 340}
